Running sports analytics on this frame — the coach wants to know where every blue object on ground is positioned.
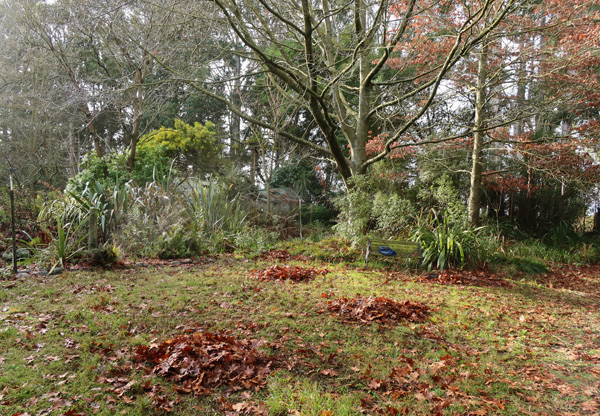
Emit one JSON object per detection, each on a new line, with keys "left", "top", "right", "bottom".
{"left": 378, "top": 246, "right": 397, "bottom": 256}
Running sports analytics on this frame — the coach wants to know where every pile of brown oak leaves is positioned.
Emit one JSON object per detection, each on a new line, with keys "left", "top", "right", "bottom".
{"left": 326, "top": 295, "right": 430, "bottom": 324}
{"left": 249, "top": 265, "right": 329, "bottom": 282}
{"left": 133, "top": 330, "right": 273, "bottom": 398}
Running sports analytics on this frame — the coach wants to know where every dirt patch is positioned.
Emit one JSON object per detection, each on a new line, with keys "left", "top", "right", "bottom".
{"left": 249, "top": 265, "right": 329, "bottom": 282}
{"left": 327, "top": 295, "right": 430, "bottom": 324}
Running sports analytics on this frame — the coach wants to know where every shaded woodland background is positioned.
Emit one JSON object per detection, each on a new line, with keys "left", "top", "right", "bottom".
{"left": 0, "top": 0, "right": 599, "bottom": 269}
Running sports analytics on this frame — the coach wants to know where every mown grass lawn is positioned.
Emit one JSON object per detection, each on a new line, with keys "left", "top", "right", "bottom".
{"left": 1, "top": 252, "right": 599, "bottom": 415}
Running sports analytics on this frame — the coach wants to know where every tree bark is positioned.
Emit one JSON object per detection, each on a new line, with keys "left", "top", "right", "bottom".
{"left": 84, "top": 108, "right": 103, "bottom": 158}
{"left": 250, "top": 146, "right": 257, "bottom": 185}
{"left": 127, "top": 61, "right": 147, "bottom": 171}
{"left": 231, "top": 52, "right": 241, "bottom": 158}
{"left": 468, "top": 38, "right": 489, "bottom": 226}
{"left": 67, "top": 122, "right": 79, "bottom": 177}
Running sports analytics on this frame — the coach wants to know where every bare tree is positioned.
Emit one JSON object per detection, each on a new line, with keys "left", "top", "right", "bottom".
{"left": 151, "top": 0, "right": 524, "bottom": 186}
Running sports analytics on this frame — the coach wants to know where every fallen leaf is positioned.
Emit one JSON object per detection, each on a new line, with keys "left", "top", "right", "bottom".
{"left": 368, "top": 379, "right": 382, "bottom": 390}
{"left": 232, "top": 402, "right": 247, "bottom": 411}
{"left": 581, "top": 400, "right": 599, "bottom": 411}
{"left": 414, "top": 392, "right": 426, "bottom": 401}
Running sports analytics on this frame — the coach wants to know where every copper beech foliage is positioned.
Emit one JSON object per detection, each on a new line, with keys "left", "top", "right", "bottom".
{"left": 249, "top": 265, "right": 329, "bottom": 282}
{"left": 326, "top": 295, "right": 430, "bottom": 325}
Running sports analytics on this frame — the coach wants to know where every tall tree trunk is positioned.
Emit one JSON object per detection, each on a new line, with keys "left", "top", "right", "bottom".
{"left": 231, "top": 53, "right": 241, "bottom": 158}
{"left": 353, "top": 0, "right": 370, "bottom": 177}
{"left": 533, "top": 17, "right": 546, "bottom": 135}
{"left": 468, "top": 38, "right": 489, "bottom": 226}
{"left": 250, "top": 146, "right": 257, "bottom": 185}
{"left": 127, "top": 62, "right": 146, "bottom": 171}
{"left": 266, "top": 177, "right": 271, "bottom": 214}
{"left": 68, "top": 121, "right": 78, "bottom": 177}
{"left": 84, "top": 108, "right": 103, "bottom": 158}
{"left": 515, "top": 51, "right": 527, "bottom": 136}
{"left": 263, "top": 141, "right": 271, "bottom": 214}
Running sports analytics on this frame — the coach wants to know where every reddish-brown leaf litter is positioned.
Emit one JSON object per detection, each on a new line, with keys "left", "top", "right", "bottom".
{"left": 545, "top": 264, "right": 600, "bottom": 294}
{"left": 3, "top": 256, "right": 600, "bottom": 415}
{"left": 414, "top": 269, "right": 512, "bottom": 288}
{"left": 326, "top": 295, "right": 430, "bottom": 324}
{"left": 259, "top": 249, "right": 312, "bottom": 263}
{"left": 356, "top": 354, "right": 510, "bottom": 415}
{"left": 259, "top": 249, "right": 291, "bottom": 262}
{"left": 249, "top": 265, "right": 329, "bottom": 282}
{"left": 133, "top": 330, "right": 273, "bottom": 397}
{"left": 404, "top": 264, "right": 600, "bottom": 294}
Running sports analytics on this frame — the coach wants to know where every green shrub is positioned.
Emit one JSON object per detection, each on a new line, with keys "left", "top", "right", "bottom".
{"left": 67, "top": 180, "right": 135, "bottom": 243}
{"left": 184, "top": 180, "right": 247, "bottom": 235}
{"left": 49, "top": 216, "right": 88, "bottom": 269}
{"left": 157, "top": 225, "right": 199, "bottom": 259}
{"left": 300, "top": 204, "right": 336, "bottom": 225}
{"left": 305, "top": 222, "right": 332, "bottom": 243}
{"left": 412, "top": 211, "right": 490, "bottom": 270}
{"left": 271, "top": 159, "right": 324, "bottom": 203}
{"left": 38, "top": 194, "right": 86, "bottom": 229}
{"left": 88, "top": 243, "right": 120, "bottom": 267}
{"left": 541, "top": 221, "right": 581, "bottom": 247}
{"left": 333, "top": 175, "right": 373, "bottom": 245}
{"left": 115, "top": 182, "right": 189, "bottom": 258}
{"left": 571, "top": 243, "right": 600, "bottom": 263}
{"left": 502, "top": 236, "right": 600, "bottom": 265}
{"left": 416, "top": 174, "right": 467, "bottom": 224}
{"left": 333, "top": 173, "right": 465, "bottom": 245}
{"left": 67, "top": 120, "right": 221, "bottom": 194}
{"left": 513, "top": 258, "right": 548, "bottom": 274}
{"left": 66, "top": 152, "right": 130, "bottom": 194}
{"left": 371, "top": 192, "right": 416, "bottom": 237}
{"left": 138, "top": 119, "right": 222, "bottom": 175}
{"left": 15, "top": 234, "right": 50, "bottom": 267}
{"left": 115, "top": 180, "right": 248, "bottom": 258}
{"left": 25, "top": 199, "right": 87, "bottom": 269}
{"left": 234, "top": 227, "right": 279, "bottom": 256}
